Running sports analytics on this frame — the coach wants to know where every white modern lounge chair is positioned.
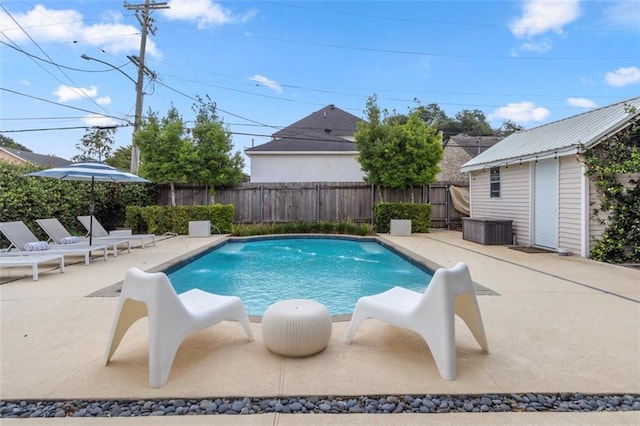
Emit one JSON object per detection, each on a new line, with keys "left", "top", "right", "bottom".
{"left": 77, "top": 215, "right": 156, "bottom": 248}
{"left": 36, "top": 218, "right": 131, "bottom": 257}
{"left": 0, "top": 221, "right": 108, "bottom": 266}
{"left": 345, "top": 262, "right": 488, "bottom": 380}
{"left": 104, "top": 267, "right": 254, "bottom": 388}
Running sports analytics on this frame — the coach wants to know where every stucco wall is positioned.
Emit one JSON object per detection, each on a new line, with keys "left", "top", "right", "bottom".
{"left": 0, "top": 151, "right": 24, "bottom": 164}
{"left": 248, "top": 153, "right": 364, "bottom": 183}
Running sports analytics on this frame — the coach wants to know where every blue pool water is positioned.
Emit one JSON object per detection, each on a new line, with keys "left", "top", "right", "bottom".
{"left": 166, "top": 237, "right": 433, "bottom": 316}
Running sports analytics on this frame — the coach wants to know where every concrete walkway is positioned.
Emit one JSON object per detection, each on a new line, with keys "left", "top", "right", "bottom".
{"left": 1, "top": 231, "right": 638, "bottom": 425}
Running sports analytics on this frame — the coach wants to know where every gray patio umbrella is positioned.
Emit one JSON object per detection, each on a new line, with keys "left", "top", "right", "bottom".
{"left": 26, "top": 162, "right": 150, "bottom": 244}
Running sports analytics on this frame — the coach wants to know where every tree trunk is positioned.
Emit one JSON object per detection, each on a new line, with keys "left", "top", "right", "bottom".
{"left": 170, "top": 182, "right": 176, "bottom": 207}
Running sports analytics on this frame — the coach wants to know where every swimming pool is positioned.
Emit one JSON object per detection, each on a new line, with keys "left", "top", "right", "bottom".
{"left": 166, "top": 236, "right": 433, "bottom": 316}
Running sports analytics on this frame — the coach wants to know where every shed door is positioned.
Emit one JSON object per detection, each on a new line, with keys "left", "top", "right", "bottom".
{"left": 534, "top": 159, "right": 558, "bottom": 249}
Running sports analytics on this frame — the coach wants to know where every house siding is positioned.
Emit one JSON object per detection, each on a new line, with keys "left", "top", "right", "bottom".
{"left": 558, "top": 156, "right": 583, "bottom": 255}
{"left": 249, "top": 153, "right": 364, "bottom": 183}
{"left": 469, "top": 165, "right": 530, "bottom": 245}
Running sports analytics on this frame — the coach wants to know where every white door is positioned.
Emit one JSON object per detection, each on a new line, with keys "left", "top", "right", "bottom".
{"left": 534, "top": 159, "right": 558, "bottom": 248}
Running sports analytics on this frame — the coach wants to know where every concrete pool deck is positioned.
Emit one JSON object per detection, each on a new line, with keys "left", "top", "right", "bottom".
{"left": 0, "top": 230, "right": 638, "bottom": 425}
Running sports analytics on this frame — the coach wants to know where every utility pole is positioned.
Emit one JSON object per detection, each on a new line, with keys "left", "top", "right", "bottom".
{"left": 124, "top": 0, "right": 169, "bottom": 174}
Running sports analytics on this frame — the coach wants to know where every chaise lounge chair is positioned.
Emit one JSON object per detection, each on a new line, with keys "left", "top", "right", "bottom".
{"left": 0, "top": 253, "right": 64, "bottom": 280}
{"left": 0, "top": 221, "right": 108, "bottom": 266}
{"left": 77, "top": 215, "right": 156, "bottom": 249}
{"left": 345, "top": 262, "right": 489, "bottom": 380}
{"left": 36, "top": 218, "right": 131, "bottom": 257}
{"left": 104, "top": 267, "right": 254, "bottom": 388}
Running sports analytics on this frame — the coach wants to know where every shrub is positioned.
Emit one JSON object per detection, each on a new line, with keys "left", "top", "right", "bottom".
{"left": 373, "top": 202, "right": 431, "bottom": 233}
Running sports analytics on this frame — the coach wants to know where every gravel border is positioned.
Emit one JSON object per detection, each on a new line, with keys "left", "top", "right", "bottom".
{"left": 1, "top": 393, "right": 639, "bottom": 418}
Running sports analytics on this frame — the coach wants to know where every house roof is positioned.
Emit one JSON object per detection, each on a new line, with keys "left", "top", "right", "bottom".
{"left": 446, "top": 134, "right": 503, "bottom": 157}
{"left": 1, "top": 147, "right": 71, "bottom": 167}
{"left": 246, "top": 104, "right": 362, "bottom": 154}
{"left": 460, "top": 95, "right": 640, "bottom": 173}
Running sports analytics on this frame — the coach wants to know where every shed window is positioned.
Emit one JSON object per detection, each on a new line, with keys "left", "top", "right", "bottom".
{"left": 490, "top": 167, "right": 500, "bottom": 198}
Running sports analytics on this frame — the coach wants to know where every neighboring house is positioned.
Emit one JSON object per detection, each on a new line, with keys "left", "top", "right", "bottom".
{"left": 0, "top": 147, "right": 70, "bottom": 167}
{"left": 460, "top": 96, "right": 640, "bottom": 258}
{"left": 437, "top": 134, "right": 503, "bottom": 182}
{"left": 245, "top": 104, "right": 364, "bottom": 183}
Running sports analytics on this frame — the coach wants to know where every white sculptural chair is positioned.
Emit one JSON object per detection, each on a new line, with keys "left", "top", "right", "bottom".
{"left": 345, "top": 262, "right": 488, "bottom": 380}
{"left": 104, "top": 267, "right": 254, "bottom": 388}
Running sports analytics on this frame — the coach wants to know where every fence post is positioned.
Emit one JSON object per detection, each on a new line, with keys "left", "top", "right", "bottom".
{"left": 316, "top": 183, "right": 321, "bottom": 222}
{"left": 260, "top": 185, "right": 264, "bottom": 223}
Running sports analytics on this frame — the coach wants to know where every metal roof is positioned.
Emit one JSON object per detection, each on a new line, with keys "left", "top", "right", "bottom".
{"left": 460, "top": 96, "right": 640, "bottom": 173}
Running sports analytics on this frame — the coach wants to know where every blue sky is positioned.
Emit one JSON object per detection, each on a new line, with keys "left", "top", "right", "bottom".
{"left": 1, "top": 0, "right": 639, "bottom": 170}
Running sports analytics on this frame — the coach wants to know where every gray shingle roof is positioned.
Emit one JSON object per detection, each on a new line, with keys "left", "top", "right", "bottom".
{"left": 1, "top": 147, "right": 71, "bottom": 167}
{"left": 460, "top": 96, "right": 640, "bottom": 173}
{"left": 446, "top": 135, "right": 503, "bottom": 157}
{"left": 246, "top": 104, "right": 362, "bottom": 153}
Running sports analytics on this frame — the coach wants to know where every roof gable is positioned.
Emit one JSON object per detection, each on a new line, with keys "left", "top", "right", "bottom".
{"left": 461, "top": 96, "right": 640, "bottom": 172}
{"left": 446, "top": 134, "right": 503, "bottom": 157}
{"left": 246, "top": 104, "right": 362, "bottom": 153}
{"left": 1, "top": 147, "right": 71, "bottom": 167}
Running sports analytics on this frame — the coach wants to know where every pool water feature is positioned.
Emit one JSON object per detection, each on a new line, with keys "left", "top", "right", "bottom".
{"left": 166, "top": 237, "right": 433, "bottom": 316}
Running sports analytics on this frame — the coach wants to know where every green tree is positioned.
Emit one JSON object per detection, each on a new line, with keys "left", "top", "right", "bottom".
{"left": 442, "top": 109, "right": 494, "bottom": 138}
{"left": 136, "top": 107, "right": 190, "bottom": 207}
{"left": 106, "top": 145, "right": 133, "bottom": 170}
{"left": 72, "top": 127, "right": 115, "bottom": 162}
{"left": 355, "top": 95, "right": 444, "bottom": 200}
{"left": 411, "top": 100, "right": 451, "bottom": 128}
{"left": 0, "top": 135, "right": 31, "bottom": 151}
{"left": 190, "top": 99, "right": 245, "bottom": 191}
{"left": 496, "top": 119, "right": 525, "bottom": 136}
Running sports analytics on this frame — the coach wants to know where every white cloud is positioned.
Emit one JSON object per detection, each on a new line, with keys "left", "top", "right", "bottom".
{"left": 82, "top": 114, "right": 117, "bottom": 127}
{"left": 53, "top": 85, "right": 98, "bottom": 102}
{"left": 519, "top": 38, "right": 552, "bottom": 53}
{"left": 489, "top": 102, "right": 550, "bottom": 123}
{"left": 509, "top": 0, "right": 581, "bottom": 38}
{"left": 0, "top": 5, "right": 159, "bottom": 58}
{"left": 603, "top": 1, "right": 640, "bottom": 30}
{"left": 96, "top": 96, "right": 112, "bottom": 106}
{"left": 605, "top": 66, "right": 640, "bottom": 87}
{"left": 248, "top": 74, "right": 282, "bottom": 93}
{"left": 567, "top": 97, "right": 597, "bottom": 108}
{"left": 20, "top": 79, "right": 31, "bottom": 86}
{"left": 163, "top": 0, "right": 257, "bottom": 29}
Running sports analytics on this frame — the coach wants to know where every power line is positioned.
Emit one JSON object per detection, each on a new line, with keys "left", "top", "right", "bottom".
{"left": 0, "top": 87, "right": 130, "bottom": 122}
{"left": 0, "top": 4, "right": 116, "bottom": 116}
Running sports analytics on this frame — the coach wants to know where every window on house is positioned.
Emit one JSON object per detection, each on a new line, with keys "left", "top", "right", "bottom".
{"left": 490, "top": 167, "right": 500, "bottom": 198}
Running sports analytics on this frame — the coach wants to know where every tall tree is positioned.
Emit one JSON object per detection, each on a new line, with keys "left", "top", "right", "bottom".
{"left": 136, "top": 99, "right": 246, "bottom": 206}
{"left": 496, "top": 119, "right": 525, "bottom": 136}
{"left": 72, "top": 127, "right": 115, "bottom": 162}
{"left": 356, "top": 95, "right": 443, "bottom": 200}
{"left": 442, "top": 109, "right": 493, "bottom": 138}
{"left": 136, "top": 107, "right": 190, "bottom": 207}
{"left": 189, "top": 99, "right": 245, "bottom": 192}
{"left": 106, "top": 145, "right": 133, "bottom": 170}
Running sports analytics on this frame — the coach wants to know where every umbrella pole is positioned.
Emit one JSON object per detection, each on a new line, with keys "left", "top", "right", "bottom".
{"left": 89, "top": 177, "right": 94, "bottom": 245}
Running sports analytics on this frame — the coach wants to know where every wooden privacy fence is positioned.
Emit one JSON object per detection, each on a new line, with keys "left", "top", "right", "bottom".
{"left": 155, "top": 182, "right": 468, "bottom": 229}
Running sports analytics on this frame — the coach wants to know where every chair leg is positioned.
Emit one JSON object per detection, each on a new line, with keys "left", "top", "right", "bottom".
{"left": 344, "top": 305, "right": 369, "bottom": 343}
{"left": 415, "top": 320, "right": 457, "bottom": 381}
{"left": 455, "top": 292, "right": 489, "bottom": 352}
{"left": 148, "top": 329, "right": 186, "bottom": 388}
{"left": 236, "top": 312, "right": 254, "bottom": 341}
{"left": 104, "top": 299, "right": 148, "bottom": 365}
